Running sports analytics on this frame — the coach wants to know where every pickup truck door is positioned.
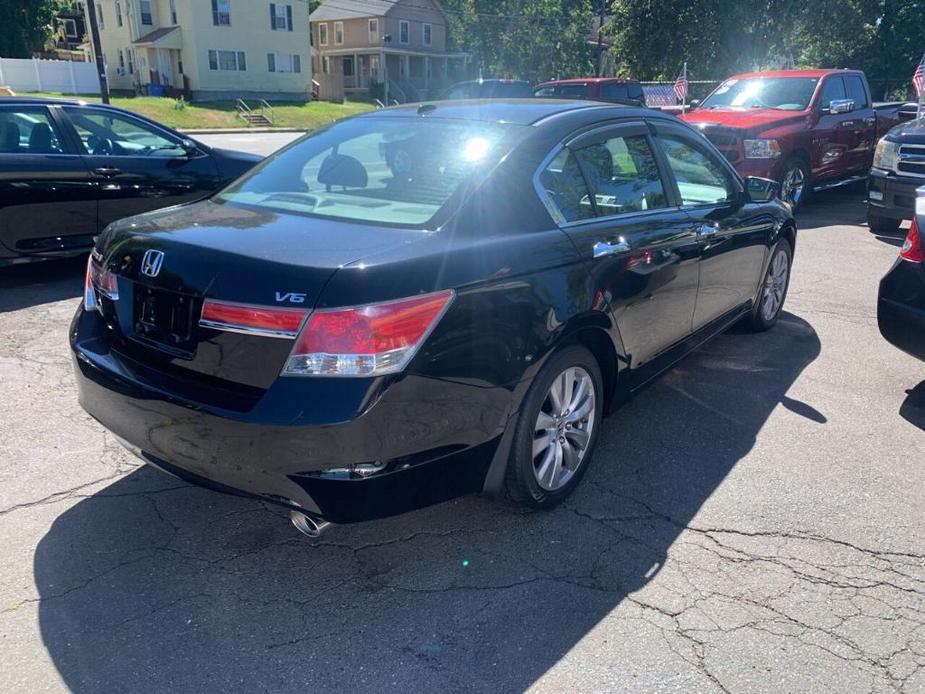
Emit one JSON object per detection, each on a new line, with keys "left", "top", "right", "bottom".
{"left": 842, "top": 73, "right": 878, "bottom": 173}
{"left": 813, "top": 76, "right": 856, "bottom": 182}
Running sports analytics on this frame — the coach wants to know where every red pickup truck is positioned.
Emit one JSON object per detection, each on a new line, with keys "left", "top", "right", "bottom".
{"left": 681, "top": 69, "right": 904, "bottom": 208}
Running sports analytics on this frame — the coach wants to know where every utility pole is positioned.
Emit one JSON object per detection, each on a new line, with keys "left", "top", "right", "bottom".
{"left": 594, "top": 0, "right": 607, "bottom": 77}
{"left": 85, "top": 0, "right": 110, "bottom": 103}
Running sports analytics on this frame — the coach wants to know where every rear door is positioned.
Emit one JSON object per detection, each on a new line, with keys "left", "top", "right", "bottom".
{"left": 61, "top": 105, "right": 221, "bottom": 228}
{"left": 539, "top": 121, "right": 701, "bottom": 367}
{"left": 842, "top": 73, "right": 878, "bottom": 173}
{"left": 650, "top": 121, "right": 772, "bottom": 330}
{"left": 0, "top": 104, "right": 97, "bottom": 256}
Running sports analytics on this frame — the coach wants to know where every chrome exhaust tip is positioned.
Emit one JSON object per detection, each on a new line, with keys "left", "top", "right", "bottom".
{"left": 290, "top": 510, "right": 331, "bottom": 538}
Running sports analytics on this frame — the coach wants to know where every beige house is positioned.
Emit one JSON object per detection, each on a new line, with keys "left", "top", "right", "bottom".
{"left": 86, "top": 0, "right": 311, "bottom": 100}
{"left": 310, "top": 0, "right": 467, "bottom": 101}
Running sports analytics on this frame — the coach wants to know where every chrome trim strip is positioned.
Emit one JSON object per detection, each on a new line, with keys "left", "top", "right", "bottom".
{"left": 532, "top": 143, "right": 567, "bottom": 226}
{"left": 198, "top": 318, "right": 299, "bottom": 339}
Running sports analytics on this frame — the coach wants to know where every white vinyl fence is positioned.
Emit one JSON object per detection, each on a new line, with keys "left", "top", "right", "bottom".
{"left": 0, "top": 57, "right": 99, "bottom": 94}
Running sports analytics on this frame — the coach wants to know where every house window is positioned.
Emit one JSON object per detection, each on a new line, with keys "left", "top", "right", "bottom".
{"left": 399, "top": 20, "right": 409, "bottom": 44}
{"left": 62, "top": 18, "right": 78, "bottom": 38}
{"left": 208, "top": 49, "right": 246, "bottom": 71}
{"left": 169, "top": 0, "right": 177, "bottom": 24}
{"left": 368, "top": 18, "right": 378, "bottom": 43}
{"left": 321, "top": 56, "right": 330, "bottom": 74}
{"left": 318, "top": 23, "right": 328, "bottom": 46}
{"left": 342, "top": 56, "right": 354, "bottom": 77}
{"left": 115, "top": 1, "right": 122, "bottom": 27}
{"left": 212, "top": 0, "right": 231, "bottom": 26}
{"left": 118, "top": 49, "right": 125, "bottom": 69}
{"left": 334, "top": 21, "right": 343, "bottom": 45}
{"left": 268, "top": 53, "right": 301, "bottom": 73}
{"left": 270, "top": 3, "right": 292, "bottom": 31}
{"left": 178, "top": 58, "right": 183, "bottom": 74}
{"left": 127, "top": 48, "right": 134, "bottom": 74}
{"left": 139, "top": 0, "right": 152, "bottom": 25}
{"left": 96, "top": 3, "right": 104, "bottom": 30}
{"left": 422, "top": 23, "right": 432, "bottom": 46}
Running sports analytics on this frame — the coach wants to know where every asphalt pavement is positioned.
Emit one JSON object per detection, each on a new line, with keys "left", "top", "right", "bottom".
{"left": 0, "top": 133, "right": 923, "bottom": 693}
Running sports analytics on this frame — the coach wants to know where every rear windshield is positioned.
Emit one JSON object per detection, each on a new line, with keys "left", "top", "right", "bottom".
{"left": 534, "top": 84, "right": 589, "bottom": 99}
{"left": 216, "top": 117, "right": 514, "bottom": 226}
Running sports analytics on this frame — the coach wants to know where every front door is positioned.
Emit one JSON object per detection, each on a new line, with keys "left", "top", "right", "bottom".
{"left": 0, "top": 105, "right": 97, "bottom": 256}
{"left": 539, "top": 122, "right": 701, "bottom": 368}
{"left": 651, "top": 122, "right": 772, "bottom": 330}
{"left": 62, "top": 106, "right": 221, "bottom": 228}
{"left": 812, "top": 75, "right": 856, "bottom": 182}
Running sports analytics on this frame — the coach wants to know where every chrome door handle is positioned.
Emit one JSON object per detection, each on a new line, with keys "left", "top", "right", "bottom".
{"left": 697, "top": 222, "right": 718, "bottom": 238}
{"left": 593, "top": 239, "right": 630, "bottom": 258}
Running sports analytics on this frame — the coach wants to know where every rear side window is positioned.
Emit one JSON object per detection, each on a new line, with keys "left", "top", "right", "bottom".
{"left": 600, "top": 83, "right": 630, "bottom": 101}
{"left": 218, "top": 117, "right": 514, "bottom": 226}
{"left": 0, "top": 108, "right": 64, "bottom": 154}
{"left": 819, "top": 77, "right": 846, "bottom": 110}
{"left": 843, "top": 75, "right": 869, "bottom": 109}
{"left": 573, "top": 135, "right": 667, "bottom": 215}
{"left": 538, "top": 149, "right": 595, "bottom": 223}
{"left": 657, "top": 136, "right": 736, "bottom": 206}
{"left": 498, "top": 82, "right": 533, "bottom": 98}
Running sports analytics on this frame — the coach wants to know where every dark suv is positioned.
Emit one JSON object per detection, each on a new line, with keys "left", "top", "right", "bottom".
{"left": 533, "top": 78, "right": 646, "bottom": 106}
{"left": 868, "top": 118, "right": 925, "bottom": 233}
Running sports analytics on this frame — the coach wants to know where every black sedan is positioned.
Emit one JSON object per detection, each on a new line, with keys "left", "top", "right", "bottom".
{"left": 878, "top": 184, "right": 925, "bottom": 360}
{"left": 71, "top": 100, "right": 796, "bottom": 536}
{"left": 0, "top": 97, "right": 260, "bottom": 265}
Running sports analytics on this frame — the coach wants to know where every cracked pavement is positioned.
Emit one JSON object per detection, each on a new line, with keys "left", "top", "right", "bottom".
{"left": 1, "top": 139, "right": 924, "bottom": 692}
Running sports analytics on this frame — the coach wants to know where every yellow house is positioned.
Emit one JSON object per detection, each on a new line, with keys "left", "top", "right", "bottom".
{"left": 86, "top": 0, "right": 312, "bottom": 100}
{"left": 310, "top": 0, "right": 467, "bottom": 101}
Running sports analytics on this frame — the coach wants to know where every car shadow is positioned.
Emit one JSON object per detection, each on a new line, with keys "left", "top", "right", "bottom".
{"left": 796, "top": 186, "right": 868, "bottom": 230}
{"left": 34, "top": 312, "right": 821, "bottom": 692}
{"left": 899, "top": 381, "right": 925, "bottom": 430}
{"left": 0, "top": 256, "right": 86, "bottom": 312}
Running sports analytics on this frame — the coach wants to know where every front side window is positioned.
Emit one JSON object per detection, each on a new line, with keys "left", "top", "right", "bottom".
{"left": 844, "top": 75, "right": 869, "bottom": 109}
{"left": 334, "top": 21, "right": 343, "bottom": 44}
{"left": 658, "top": 136, "right": 735, "bottom": 206}
{"left": 818, "top": 77, "right": 846, "bottom": 110}
{"left": 64, "top": 107, "right": 186, "bottom": 158}
{"left": 399, "top": 20, "right": 409, "bottom": 44}
{"left": 0, "top": 108, "right": 64, "bottom": 155}
{"left": 217, "top": 117, "right": 514, "bottom": 226}
{"left": 318, "top": 23, "right": 328, "bottom": 45}
{"left": 212, "top": 0, "right": 231, "bottom": 26}
{"left": 208, "top": 50, "right": 246, "bottom": 71}
{"left": 139, "top": 0, "right": 152, "bottom": 25}
{"left": 422, "top": 23, "right": 432, "bottom": 46}
{"left": 574, "top": 134, "right": 667, "bottom": 216}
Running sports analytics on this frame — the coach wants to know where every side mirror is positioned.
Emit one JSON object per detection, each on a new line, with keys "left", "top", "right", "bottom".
{"left": 180, "top": 138, "right": 200, "bottom": 157}
{"left": 688, "top": 99, "right": 701, "bottom": 110}
{"left": 828, "top": 98, "right": 854, "bottom": 114}
{"left": 745, "top": 176, "right": 780, "bottom": 203}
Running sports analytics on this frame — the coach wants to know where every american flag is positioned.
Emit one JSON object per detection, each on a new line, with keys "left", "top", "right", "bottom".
{"left": 674, "top": 62, "right": 688, "bottom": 103}
{"left": 914, "top": 52, "right": 925, "bottom": 98}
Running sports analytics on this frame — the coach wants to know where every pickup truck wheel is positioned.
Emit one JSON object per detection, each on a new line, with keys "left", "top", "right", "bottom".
{"left": 505, "top": 345, "right": 603, "bottom": 508}
{"left": 748, "top": 238, "right": 793, "bottom": 332}
{"left": 779, "top": 158, "right": 810, "bottom": 209}
{"left": 867, "top": 210, "right": 901, "bottom": 235}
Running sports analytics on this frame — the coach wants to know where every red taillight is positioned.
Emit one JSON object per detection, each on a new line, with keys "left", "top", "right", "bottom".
{"left": 900, "top": 218, "right": 924, "bottom": 263}
{"left": 84, "top": 253, "right": 118, "bottom": 311}
{"left": 200, "top": 300, "right": 308, "bottom": 338}
{"left": 283, "top": 290, "right": 454, "bottom": 377}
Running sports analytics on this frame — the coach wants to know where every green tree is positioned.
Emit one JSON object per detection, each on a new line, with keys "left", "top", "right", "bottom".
{"left": 0, "top": 0, "right": 59, "bottom": 58}
{"left": 442, "top": 0, "right": 596, "bottom": 82}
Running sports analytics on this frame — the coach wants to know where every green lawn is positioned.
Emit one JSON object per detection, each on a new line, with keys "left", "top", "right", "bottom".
{"left": 15, "top": 92, "right": 375, "bottom": 131}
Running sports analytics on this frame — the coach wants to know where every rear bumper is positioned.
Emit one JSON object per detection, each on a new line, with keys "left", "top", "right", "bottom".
{"left": 71, "top": 306, "right": 513, "bottom": 523}
{"left": 878, "top": 260, "right": 925, "bottom": 362}
{"left": 868, "top": 169, "right": 921, "bottom": 220}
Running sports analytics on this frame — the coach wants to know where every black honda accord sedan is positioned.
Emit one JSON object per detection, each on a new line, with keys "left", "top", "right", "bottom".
{"left": 71, "top": 100, "right": 796, "bottom": 535}
{"left": 0, "top": 97, "right": 260, "bottom": 265}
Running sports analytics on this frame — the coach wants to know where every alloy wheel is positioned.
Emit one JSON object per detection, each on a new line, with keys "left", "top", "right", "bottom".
{"left": 781, "top": 165, "right": 805, "bottom": 206}
{"left": 532, "top": 366, "right": 596, "bottom": 491}
{"left": 761, "top": 248, "right": 789, "bottom": 321}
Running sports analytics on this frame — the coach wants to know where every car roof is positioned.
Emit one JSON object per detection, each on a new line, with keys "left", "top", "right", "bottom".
{"left": 452, "top": 79, "right": 531, "bottom": 86}
{"left": 0, "top": 95, "right": 88, "bottom": 106}
{"left": 725, "top": 69, "right": 861, "bottom": 80}
{"left": 365, "top": 99, "right": 643, "bottom": 126}
{"left": 536, "top": 78, "right": 640, "bottom": 87}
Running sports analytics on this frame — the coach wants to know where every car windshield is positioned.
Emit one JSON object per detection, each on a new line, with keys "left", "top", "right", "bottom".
{"left": 700, "top": 77, "right": 819, "bottom": 111}
{"left": 216, "top": 117, "right": 513, "bottom": 226}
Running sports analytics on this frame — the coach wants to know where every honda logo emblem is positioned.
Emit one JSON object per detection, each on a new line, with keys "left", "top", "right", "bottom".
{"left": 140, "top": 249, "right": 165, "bottom": 278}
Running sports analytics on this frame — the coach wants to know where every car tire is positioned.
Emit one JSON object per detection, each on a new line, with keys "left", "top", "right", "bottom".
{"left": 779, "top": 157, "right": 811, "bottom": 210}
{"left": 748, "top": 238, "right": 793, "bottom": 332}
{"left": 867, "top": 210, "right": 901, "bottom": 235}
{"left": 505, "top": 345, "right": 604, "bottom": 508}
